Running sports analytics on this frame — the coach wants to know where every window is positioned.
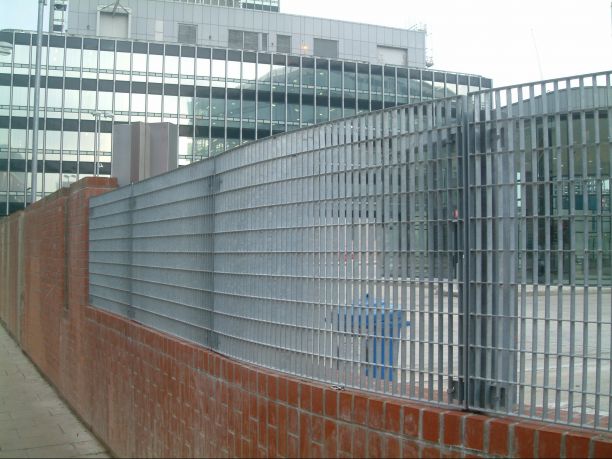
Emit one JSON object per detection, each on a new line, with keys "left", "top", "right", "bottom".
{"left": 377, "top": 46, "right": 407, "bottom": 66}
{"left": 229, "top": 30, "right": 243, "bottom": 49}
{"left": 277, "top": 35, "right": 291, "bottom": 54}
{"left": 228, "top": 29, "right": 265, "bottom": 51}
{"left": 313, "top": 38, "right": 338, "bottom": 59}
{"left": 178, "top": 23, "right": 197, "bottom": 45}
{"left": 155, "top": 20, "right": 164, "bottom": 42}
{"left": 99, "top": 11, "right": 129, "bottom": 39}
{"left": 244, "top": 32, "right": 258, "bottom": 51}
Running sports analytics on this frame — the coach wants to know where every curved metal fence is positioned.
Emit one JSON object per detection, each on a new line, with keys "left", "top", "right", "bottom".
{"left": 89, "top": 71, "right": 612, "bottom": 430}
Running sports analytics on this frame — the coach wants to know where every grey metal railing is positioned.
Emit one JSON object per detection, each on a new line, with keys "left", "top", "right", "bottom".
{"left": 89, "top": 71, "right": 612, "bottom": 430}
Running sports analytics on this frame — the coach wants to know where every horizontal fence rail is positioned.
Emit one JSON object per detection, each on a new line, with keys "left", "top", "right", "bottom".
{"left": 89, "top": 71, "right": 612, "bottom": 430}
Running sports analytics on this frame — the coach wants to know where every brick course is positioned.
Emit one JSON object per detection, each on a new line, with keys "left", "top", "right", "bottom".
{"left": 1, "top": 176, "right": 612, "bottom": 458}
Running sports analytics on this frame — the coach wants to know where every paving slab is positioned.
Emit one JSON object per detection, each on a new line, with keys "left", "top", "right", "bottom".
{"left": 0, "top": 325, "right": 112, "bottom": 458}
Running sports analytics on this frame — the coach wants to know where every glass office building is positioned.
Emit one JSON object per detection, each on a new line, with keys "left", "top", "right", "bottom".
{"left": 0, "top": 29, "right": 491, "bottom": 215}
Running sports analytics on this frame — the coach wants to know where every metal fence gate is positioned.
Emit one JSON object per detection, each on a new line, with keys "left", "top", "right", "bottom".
{"left": 89, "top": 71, "right": 612, "bottom": 430}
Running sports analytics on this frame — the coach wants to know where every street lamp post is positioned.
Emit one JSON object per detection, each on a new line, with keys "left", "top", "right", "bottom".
{"left": 92, "top": 111, "right": 114, "bottom": 176}
{"left": 31, "top": 0, "right": 46, "bottom": 204}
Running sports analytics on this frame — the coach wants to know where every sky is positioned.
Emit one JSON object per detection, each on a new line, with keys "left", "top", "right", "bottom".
{"left": 1, "top": 0, "right": 611, "bottom": 87}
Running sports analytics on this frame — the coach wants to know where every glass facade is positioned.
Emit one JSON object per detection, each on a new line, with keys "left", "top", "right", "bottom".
{"left": 163, "top": 0, "right": 279, "bottom": 11}
{"left": 0, "top": 30, "right": 492, "bottom": 215}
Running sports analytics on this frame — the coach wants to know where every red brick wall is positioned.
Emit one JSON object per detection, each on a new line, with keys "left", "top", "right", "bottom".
{"left": 0, "top": 209, "right": 23, "bottom": 338}
{"left": 21, "top": 187, "right": 70, "bottom": 387}
{"left": 2, "top": 176, "right": 612, "bottom": 458}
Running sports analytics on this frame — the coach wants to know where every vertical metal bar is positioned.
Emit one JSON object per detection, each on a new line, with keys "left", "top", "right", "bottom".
{"left": 593, "top": 96, "right": 603, "bottom": 429}
{"left": 408, "top": 105, "right": 417, "bottom": 399}
{"left": 518, "top": 86, "right": 528, "bottom": 417}
{"left": 567, "top": 79, "right": 577, "bottom": 425}
{"left": 607, "top": 73, "right": 612, "bottom": 431}
{"left": 417, "top": 104, "right": 426, "bottom": 400}
{"left": 461, "top": 95, "right": 471, "bottom": 409}
{"left": 542, "top": 83, "right": 552, "bottom": 421}
{"left": 529, "top": 84, "right": 539, "bottom": 419}
{"left": 553, "top": 81, "right": 564, "bottom": 425}
{"left": 580, "top": 85, "right": 590, "bottom": 427}
{"left": 31, "top": 0, "right": 46, "bottom": 204}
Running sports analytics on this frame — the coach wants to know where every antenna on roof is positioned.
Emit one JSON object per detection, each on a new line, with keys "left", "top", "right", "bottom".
{"left": 530, "top": 28, "right": 544, "bottom": 80}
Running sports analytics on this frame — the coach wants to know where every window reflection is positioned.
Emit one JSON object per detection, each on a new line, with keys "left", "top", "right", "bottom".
{"left": 99, "top": 91, "right": 113, "bottom": 111}
{"left": 242, "top": 99, "right": 255, "bottom": 121}
{"left": 64, "top": 89, "right": 80, "bottom": 110}
{"left": 132, "top": 93, "right": 146, "bottom": 113}
{"left": 48, "top": 47, "right": 64, "bottom": 67}
{"left": 272, "top": 65, "right": 284, "bottom": 91}
{"left": 397, "top": 72, "right": 408, "bottom": 104}
{"left": 195, "top": 137, "right": 209, "bottom": 158}
{"left": 316, "top": 105, "right": 328, "bottom": 123}
{"left": 165, "top": 55, "right": 179, "bottom": 75}
{"left": 371, "top": 72, "right": 382, "bottom": 99}
{"left": 132, "top": 54, "right": 146, "bottom": 73}
{"left": 227, "top": 60, "right": 240, "bottom": 82}
{"left": 181, "top": 56, "right": 195, "bottom": 76}
{"left": 80, "top": 132, "right": 94, "bottom": 151}
{"left": 329, "top": 106, "right": 342, "bottom": 121}
{"left": 210, "top": 138, "right": 225, "bottom": 155}
{"left": 257, "top": 101, "right": 270, "bottom": 121}
{"left": 258, "top": 62, "right": 271, "bottom": 80}
{"left": 63, "top": 131, "right": 78, "bottom": 151}
{"left": 179, "top": 136, "right": 193, "bottom": 157}
{"left": 434, "top": 80, "right": 445, "bottom": 99}
{"left": 302, "top": 104, "right": 314, "bottom": 125}
{"left": 357, "top": 71, "right": 369, "bottom": 93}
{"left": 13, "top": 45, "right": 31, "bottom": 65}
{"left": 12, "top": 87, "right": 28, "bottom": 108}
{"left": 195, "top": 96, "right": 209, "bottom": 118}
{"left": 99, "top": 133, "right": 112, "bottom": 152}
{"left": 302, "top": 67, "right": 314, "bottom": 87}
{"left": 242, "top": 61, "right": 256, "bottom": 90}
{"left": 212, "top": 59, "right": 225, "bottom": 79}
{"left": 272, "top": 102, "right": 285, "bottom": 124}
{"left": 287, "top": 65, "right": 299, "bottom": 90}
{"left": 149, "top": 54, "right": 163, "bottom": 74}
{"left": 115, "top": 93, "right": 129, "bottom": 112}
{"left": 422, "top": 81, "right": 433, "bottom": 99}
{"left": 410, "top": 77, "right": 421, "bottom": 101}
{"left": 80, "top": 91, "right": 95, "bottom": 111}
{"left": 116, "top": 52, "right": 131, "bottom": 72}
{"left": 287, "top": 103, "right": 300, "bottom": 124}
{"left": 227, "top": 99, "right": 240, "bottom": 119}
{"left": 44, "top": 173, "right": 60, "bottom": 193}
{"left": 65, "top": 48, "right": 81, "bottom": 68}
{"left": 163, "top": 95, "right": 178, "bottom": 114}
{"left": 196, "top": 58, "right": 210, "bottom": 78}
{"left": 47, "top": 88, "right": 63, "bottom": 109}
{"left": 211, "top": 95, "right": 224, "bottom": 118}
{"left": 180, "top": 96, "right": 193, "bottom": 116}
{"left": 99, "top": 51, "right": 114, "bottom": 71}
{"left": 0, "top": 128, "right": 8, "bottom": 153}
{"left": 82, "top": 49, "right": 97, "bottom": 69}
{"left": 330, "top": 69, "right": 342, "bottom": 92}
{"left": 45, "top": 131, "right": 61, "bottom": 150}
{"left": 344, "top": 71, "right": 356, "bottom": 93}
{"left": 8, "top": 130, "right": 25, "bottom": 151}
{"left": 316, "top": 67, "right": 328, "bottom": 90}
{"left": 384, "top": 74, "right": 396, "bottom": 96}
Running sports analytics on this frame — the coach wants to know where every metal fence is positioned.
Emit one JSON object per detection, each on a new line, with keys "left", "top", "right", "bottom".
{"left": 89, "top": 71, "right": 612, "bottom": 430}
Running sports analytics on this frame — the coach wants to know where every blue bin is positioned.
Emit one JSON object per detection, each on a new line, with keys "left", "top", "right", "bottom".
{"left": 334, "top": 294, "right": 410, "bottom": 382}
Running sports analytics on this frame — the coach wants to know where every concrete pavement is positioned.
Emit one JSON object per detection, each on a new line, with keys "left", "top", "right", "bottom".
{"left": 0, "top": 325, "right": 111, "bottom": 458}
